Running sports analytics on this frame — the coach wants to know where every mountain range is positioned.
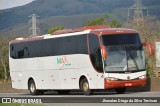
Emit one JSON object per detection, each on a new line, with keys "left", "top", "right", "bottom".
{"left": 0, "top": 0, "right": 160, "bottom": 37}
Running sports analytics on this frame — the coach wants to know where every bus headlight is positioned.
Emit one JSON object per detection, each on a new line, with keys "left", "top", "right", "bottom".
{"left": 106, "top": 77, "right": 118, "bottom": 81}
{"left": 138, "top": 75, "right": 146, "bottom": 79}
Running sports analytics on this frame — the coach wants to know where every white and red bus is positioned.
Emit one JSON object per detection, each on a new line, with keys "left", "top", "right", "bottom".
{"left": 9, "top": 26, "right": 153, "bottom": 95}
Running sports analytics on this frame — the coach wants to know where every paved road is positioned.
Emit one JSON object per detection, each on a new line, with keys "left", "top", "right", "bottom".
{"left": 0, "top": 91, "right": 160, "bottom": 97}
{"left": 0, "top": 91, "right": 160, "bottom": 106}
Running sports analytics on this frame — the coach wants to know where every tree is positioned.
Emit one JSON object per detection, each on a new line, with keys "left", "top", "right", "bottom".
{"left": 48, "top": 26, "right": 65, "bottom": 34}
{"left": 0, "top": 41, "right": 9, "bottom": 81}
{"left": 103, "top": 12, "right": 110, "bottom": 24}
{"left": 86, "top": 18, "right": 105, "bottom": 26}
{"left": 109, "top": 20, "right": 122, "bottom": 28}
{"left": 86, "top": 13, "right": 121, "bottom": 27}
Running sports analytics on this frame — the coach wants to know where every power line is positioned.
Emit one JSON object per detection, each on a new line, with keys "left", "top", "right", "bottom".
{"left": 28, "top": 14, "right": 40, "bottom": 37}
{"left": 128, "top": 0, "right": 148, "bottom": 22}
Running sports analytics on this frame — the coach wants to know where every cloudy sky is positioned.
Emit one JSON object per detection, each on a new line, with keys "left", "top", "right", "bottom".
{"left": 0, "top": 0, "right": 34, "bottom": 10}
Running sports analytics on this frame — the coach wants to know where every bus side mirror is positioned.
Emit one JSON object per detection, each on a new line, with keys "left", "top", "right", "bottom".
{"left": 143, "top": 42, "right": 154, "bottom": 56}
{"left": 101, "top": 45, "right": 107, "bottom": 59}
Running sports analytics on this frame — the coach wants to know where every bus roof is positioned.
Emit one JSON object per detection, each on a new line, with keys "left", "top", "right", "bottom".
{"left": 52, "top": 25, "right": 109, "bottom": 35}
{"left": 10, "top": 26, "right": 138, "bottom": 44}
{"left": 53, "top": 26, "right": 137, "bottom": 35}
{"left": 90, "top": 28, "right": 138, "bottom": 35}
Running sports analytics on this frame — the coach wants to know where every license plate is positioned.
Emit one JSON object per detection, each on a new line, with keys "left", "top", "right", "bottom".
{"left": 125, "top": 83, "right": 132, "bottom": 86}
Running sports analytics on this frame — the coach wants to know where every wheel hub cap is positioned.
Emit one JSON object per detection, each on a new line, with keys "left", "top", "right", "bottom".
{"left": 83, "top": 82, "right": 89, "bottom": 91}
{"left": 30, "top": 83, "right": 35, "bottom": 92}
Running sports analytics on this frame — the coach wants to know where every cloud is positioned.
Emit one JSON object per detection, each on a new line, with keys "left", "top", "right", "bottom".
{"left": 0, "top": 0, "right": 34, "bottom": 10}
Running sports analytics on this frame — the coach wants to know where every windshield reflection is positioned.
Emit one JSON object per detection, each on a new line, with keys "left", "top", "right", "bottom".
{"left": 104, "top": 45, "right": 145, "bottom": 72}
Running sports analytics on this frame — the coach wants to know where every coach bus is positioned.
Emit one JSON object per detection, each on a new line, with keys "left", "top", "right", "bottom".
{"left": 9, "top": 26, "right": 153, "bottom": 95}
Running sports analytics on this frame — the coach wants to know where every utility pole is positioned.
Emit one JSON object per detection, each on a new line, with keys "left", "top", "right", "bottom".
{"left": 128, "top": 0, "right": 148, "bottom": 22}
{"left": 29, "top": 14, "right": 40, "bottom": 37}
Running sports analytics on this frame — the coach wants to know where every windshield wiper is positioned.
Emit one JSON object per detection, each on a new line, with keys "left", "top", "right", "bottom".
{"left": 128, "top": 48, "right": 140, "bottom": 71}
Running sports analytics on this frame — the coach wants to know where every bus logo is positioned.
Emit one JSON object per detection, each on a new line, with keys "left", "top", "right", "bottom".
{"left": 57, "top": 56, "right": 71, "bottom": 69}
{"left": 127, "top": 76, "right": 130, "bottom": 80}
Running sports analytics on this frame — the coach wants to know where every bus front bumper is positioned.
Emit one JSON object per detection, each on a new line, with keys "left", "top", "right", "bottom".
{"left": 104, "top": 78, "right": 146, "bottom": 89}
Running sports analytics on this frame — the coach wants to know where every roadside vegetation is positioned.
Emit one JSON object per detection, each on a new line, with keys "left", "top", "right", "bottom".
{"left": 0, "top": 14, "right": 160, "bottom": 81}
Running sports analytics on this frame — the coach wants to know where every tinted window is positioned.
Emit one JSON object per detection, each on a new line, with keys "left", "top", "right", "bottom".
{"left": 10, "top": 44, "right": 16, "bottom": 58}
{"left": 101, "top": 34, "right": 141, "bottom": 46}
{"left": 88, "top": 34, "right": 103, "bottom": 72}
{"left": 62, "top": 35, "right": 88, "bottom": 54}
{"left": 10, "top": 34, "right": 88, "bottom": 59}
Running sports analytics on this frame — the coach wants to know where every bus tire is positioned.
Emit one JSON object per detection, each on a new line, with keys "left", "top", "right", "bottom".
{"left": 28, "top": 80, "right": 39, "bottom": 95}
{"left": 80, "top": 78, "right": 93, "bottom": 95}
{"left": 57, "top": 90, "right": 70, "bottom": 95}
{"left": 115, "top": 88, "right": 126, "bottom": 94}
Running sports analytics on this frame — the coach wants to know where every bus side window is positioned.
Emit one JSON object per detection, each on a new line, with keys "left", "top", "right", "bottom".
{"left": 24, "top": 47, "right": 29, "bottom": 57}
{"left": 89, "top": 34, "right": 103, "bottom": 72}
{"left": 11, "top": 45, "right": 14, "bottom": 51}
{"left": 10, "top": 45, "right": 16, "bottom": 58}
{"left": 95, "top": 48, "right": 103, "bottom": 71}
{"left": 18, "top": 47, "right": 29, "bottom": 58}
{"left": 18, "top": 50, "right": 24, "bottom": 58}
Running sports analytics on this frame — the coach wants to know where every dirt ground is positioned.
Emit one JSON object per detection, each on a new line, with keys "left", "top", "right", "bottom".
{"left": 0, "top": 80, "right": 28, "bottom": 93}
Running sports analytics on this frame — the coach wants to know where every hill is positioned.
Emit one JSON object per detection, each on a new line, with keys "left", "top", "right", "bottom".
{"left": 0, "top": 13, "right": 105, "bottom": 37}
{"left": 0, "top": 0, "right": 160, "bottom": 37}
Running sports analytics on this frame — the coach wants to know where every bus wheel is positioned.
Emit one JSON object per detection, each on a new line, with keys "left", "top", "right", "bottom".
{"left": 115, "top": 88, "right": 126, "bottom": 94}
{"left": 57, "top": 90, "right": 70, "bottom": 95}
{"left": 80, "top": 78, "right": 93, "bottom": 95}
{"left": 29, "top": 80, "right": 39, "bottom": 95}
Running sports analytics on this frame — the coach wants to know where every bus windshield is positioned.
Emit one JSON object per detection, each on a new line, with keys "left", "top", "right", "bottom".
{"left": 101, "top": 34, "right": 145, "bottom": 72}
{"left": 101, "top": 33, "right": 141, "bottom": 46}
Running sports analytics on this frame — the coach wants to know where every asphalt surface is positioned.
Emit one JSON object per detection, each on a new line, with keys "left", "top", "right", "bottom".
{"left": 0, "top": 91, "right": 160, "bottom": 106}
{"left": 0, "top": 91, "right": 160, "bottom": 97}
